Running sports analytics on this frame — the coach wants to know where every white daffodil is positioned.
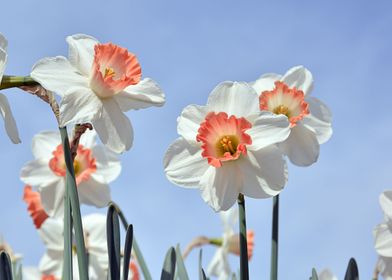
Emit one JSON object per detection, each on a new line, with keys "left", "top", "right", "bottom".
{"left": 20, "top": 129, "right": 121, "bottom": 217}
{"left": 208, "top": 207, "right": 254, "bottom": 280}
{"left": 250, "top": 66, "right": 332, "bottom": 166}
{"left": 318, "top": 269, "right": 338, "bottom": 280}
{"left": 164, "top": 81, "right": 290, "bottom": 211}
{"left": 23, "top": 267, "right": 57, "bottom": 280}
{"left": 30, "top": 34, "right": 165, "bottom": 153}
{"left": 38, "top": 214, "right": 107, "bottom": 280}
{"left": 0, "top": 33, "right": 20, "bottom": 144}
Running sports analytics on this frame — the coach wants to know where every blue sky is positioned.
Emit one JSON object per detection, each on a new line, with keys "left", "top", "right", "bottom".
{"left": 0, "top": 0, "right": 391, "bottom": 278}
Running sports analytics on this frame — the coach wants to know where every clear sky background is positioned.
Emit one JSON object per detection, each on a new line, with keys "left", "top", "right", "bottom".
{"left": 0, "top": 0, "right": 391, "bottom": 279}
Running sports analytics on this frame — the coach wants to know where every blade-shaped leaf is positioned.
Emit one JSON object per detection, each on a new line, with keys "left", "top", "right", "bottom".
{"left": 344, "top": 258, "right": 359, "bottom": 280}
{"left": 174, "top": 244, "right": 189, "bottom": 280}
{"left": 0, "top": 251, "right": 13, "bottom": 280}
{"left": 122, "top": 224, "right": 134, "bottom": 280}
{"left": 309, "top": 268, "right": 318, "bottom": 280}
{"left": 107, "top": 205, "right": 121, "bottom": 280}
{"left": 63, "top": 195, "right": 72, "bottom": 280}
{"left": 161, "top": 247, "right": 176, "bottom": 280}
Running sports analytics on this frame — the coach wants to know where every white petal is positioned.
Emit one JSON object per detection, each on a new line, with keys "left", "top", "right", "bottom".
{"left": 380, "top": 191, "right": 392, "bottom": 220}
{"left": 78, "top": 178, "right": 111, "bottom": 207}
{"left": 164, "top": 137, "right": 208, "bottom": 188}
{"left": 78, "top": 128, "right": 97, "bottom": 148}
{"left": 281, "top": 65, "right": 313, "bottom": 95}
{"left": 67, "top": 34, "right": 98, "bottom": 76}
{"left": 39, "top": 218, "right": 64, "bottom": 251}
{"left": 60, "top": 87, "right": 103, "bottom": 126}
{"left": 32, "top": 131, "right": 60, "bottom": 159}
{"left": 278, "top": 124, "right": 319, "bottom": 166}
{"left": 220, "top": 207, "right": 238, "bottom": 232}
{"left": 318, "top": 269, "right": 338, "bottom": 280}
{"left": 39, "top": 179, "right": 65, "bottom": 218}
{"left": 20, "top": 159, "right": 59, "bottom": 186}
{"left": 247, "top": 111, "right": 290, "bottom": 151}
{"left": 379, "top": 256, "right": 392, "bottom": 280}
{"left": 0, "top": 93, "right": 21, "bottom": 143}
{"left": 115, "top": 78, "right": 165, "bottom": 111}
{"left": 250, "top": 73, "right": 281, "bottom": 95}
{"left": 207, "top": 81, "right": 259, "bottom": 118}
{"left": 177, "top": 104, "right": 208, "bottom": 143}
{"left": 239, "top": 146, "right": 287, "bottom": 198}
{"left": 207, "top": 248, "right": 231, "bottom": 279}
{"left": 38, "top": 251, "right": 63, "bottom": 278}
{"left": 22, "top": 267, "right": 41, "bottom": 280}
{"left": 82, "top": 214, "right": 107, "bottom": 258}
{"left": 0, "top": 36, "right": 7, "bottom": 79}
{"left": 31, "top": 56, "right": 88, "bottom": 97}
{"left": 200, "top": 163, "right": 241, "bottom": 211}
{"left": 92, "top": 98, "right": 133, "bottom": 153}
{"left": 0, "top": 33, "right": 7, "bottom": 51}
{"left": 302, "top": 96, "right": 332, "bottom": 144}
{"left": 374, "top": 223, "right": 392, "bottom": 257}
{"left": 91, "top": 145, "right": 121, "bottom": 183}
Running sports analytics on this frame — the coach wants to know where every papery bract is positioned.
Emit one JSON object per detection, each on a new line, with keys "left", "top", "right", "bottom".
{"left": 164, "top": 81, "right": 290, "bottom": 211}
{"left": 30, "top": 34, "right": 165, "bottom": 153}
{"left": 0, "top": 32, "right": 20, "bottom": 144}
{"left": 251, "top": 66, "right": 332, "bottom": 166}
{"left": 20, "top": 129, "right": 121, "bottom": 217}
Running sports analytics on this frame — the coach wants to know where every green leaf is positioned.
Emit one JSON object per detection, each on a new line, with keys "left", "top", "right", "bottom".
{"left": 60, "top": 126, "right": 89, "bottom": 280}
{"left": 198, "top": 249, "right": 204, "bottom": 280}
{"left": 63, "top": 196, "right": 73, "bottom": 280}
{"left": 309, "top": 268, "right": 318, "bottom": 280}
{"left": 161, "top": 247, "right": 176, "bottom": 280}
{"left": 122, "top": 224, "right": 133, "bottom": 280}
{"left": 107, "top": 205, "right": 121, "bottom": 280}
{"left": 344, "top": 258, "right": 359, "bottom": 280}
{"left": 0, "top": 251, "right": 13, "bottom": 280}
{"left": 174, "top": 244, "right": 189, "bottom": 280}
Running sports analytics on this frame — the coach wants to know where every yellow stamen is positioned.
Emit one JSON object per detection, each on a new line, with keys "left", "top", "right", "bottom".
{"left": 219, "top": 136, "right": 237, "bottom": 155}
{"left": 273, "top": 105, "right": 290, "bottom": 117}
{"left": 104, "top": 67, "right": 116, "bottom": 78}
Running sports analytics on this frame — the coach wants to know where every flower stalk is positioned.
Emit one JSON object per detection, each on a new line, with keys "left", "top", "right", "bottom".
{"left": 237, "top": 193, "right": 249, "bottom": 280}
{"left": 0, "top": 75, "right": 38, "bottom": 90}
{"left": 270, "top": 195, "right": 279, "bottom": 280}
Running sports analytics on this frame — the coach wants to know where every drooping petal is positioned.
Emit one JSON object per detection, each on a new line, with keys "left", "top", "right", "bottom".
{"left": 207, "top": 81, "right": 260, "bottom": 118}
{"left": 39, "top": 179, "right": 65, "bottom": 218}
{"left": 247, "top": 111, "right": 290, "bottom": 151}
{"left": 281, "top": 65, "right": 313, "bottom": 95}
{"left": 92, "top": 98, "right": 133, "bottom": 153}
{"left": 380, "top": 191, "right": 392, "bottom": 221}
{"left": 31, "top": 56, "right": 88, "bottom": 97}
{"left": 82, "top": 214, "right": 107, "bottom": 261}
{"left": 114, "top": 78, "right": 165, "bottom": 111}
{"left": 239, "top": 146, "right": 287, "bottom": 198}
{"left": 374, "top": 223, "right": 392, "bottom": 257}
{"left": 200, "top": 163, "right": 241, "bottom": 211}
{"left": 59, "top": 86, "right": 103, "bottom": 126}
{"left": 0, "top": 93, "right": 21, "bottom": 143}
{"left": 302, "top": 96, "right": 332, "bottom": 144}
{"left": 164, "top": 137, "right": 208, "bottom": 188}
{"left": 176, "top": 104, "right": 208, "bottom": 143}
{"left": 91, "top": 145, "right": 121, "bottom": 183}
{"left": 32, "top": 131, "right": 61, "bottom": 160}
{"left": 78, "top": 128, "right": 97, "bottom": 148}
{"left": 67, "top": 34, "right": 99, "bottom": 76}
{"left": 278, "top": 124, "right": 319, "bottom": 166}
{"left": 77, "top": 178, "right": 111, "bottom": 207}
{"left": 20, "top": 159, "right": 59, "bottom": 186}
{"left": 250, "top": 73, "right": 281, "bottom": 95}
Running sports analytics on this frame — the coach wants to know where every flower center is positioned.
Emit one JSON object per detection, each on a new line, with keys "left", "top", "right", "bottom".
{"left": 196, "top": 112, "right": 252, "bottom": 168}
{"left": 90, "top": 42, "right": 142, "bottom": 98}
{"left": 49, "top": 144, "right": 97, "bottom": 185}
{"left": 259, "top": 81, "right": 309, "bottom": 126}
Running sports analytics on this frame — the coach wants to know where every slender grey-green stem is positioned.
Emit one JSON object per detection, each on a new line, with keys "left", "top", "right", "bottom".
{"left": 110, "top": 201, "right": 152, "bottom": 280}
{"left": 0, "top": 75, "right": 38, "bottom": 90}
{"left": 238, "top": 193, "right": 249, "bottom": 280}
{"left": 270, "top": 195, "right": 279, "bottom": 280}
{"left": 60, "top": 126, "right": 89, "bottom": 280}
{"left": 62, "top": 197, "right": 73, "bottom": 280}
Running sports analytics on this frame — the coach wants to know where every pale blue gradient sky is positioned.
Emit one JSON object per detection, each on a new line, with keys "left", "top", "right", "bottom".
{"left": 0, "top": 0, "right": 391, "bottom": 279}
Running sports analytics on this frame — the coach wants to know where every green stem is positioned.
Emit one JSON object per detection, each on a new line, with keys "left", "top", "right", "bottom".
{"left": 110, "top": 202, "right": 152, "bottom": 280}
{"left": 0, "top": 75, "right": 38, "bottom": 90}
{"left": 60, "top": 126, "right": 89, "bottom": 280}
{"left": 270, "top": 195, "right": 279, "bottom": 280}
{"left": 237, "top": 193, "right": 249, "bottom": 280}
{"left": 63, "top": 196, "right": 73, "bottom": 280}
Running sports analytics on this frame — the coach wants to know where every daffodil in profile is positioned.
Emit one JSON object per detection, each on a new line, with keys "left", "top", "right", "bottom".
{"left": 164, "top": 81, "right": 290, "bottom": 211}
{"left": 31, "top": 34, "right": 165, "bottom": 153}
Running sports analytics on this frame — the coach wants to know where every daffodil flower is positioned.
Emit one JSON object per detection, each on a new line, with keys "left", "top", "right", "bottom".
{"left": 251, "top": 66, "right": 332, "bottom": 166}
{"left": 31, "top": 34, "right": 165, "bottom": 153}
{"left": 164, "top": 81, "right": 290, "bottom": 211}
{"left": 0, "top": 33, "right": 20, "bottom": 144}
{"left": 20, "top": 129, "right": 121, "bottom": 217}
